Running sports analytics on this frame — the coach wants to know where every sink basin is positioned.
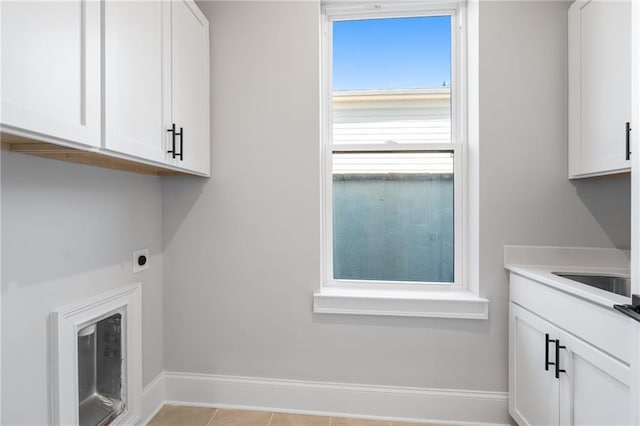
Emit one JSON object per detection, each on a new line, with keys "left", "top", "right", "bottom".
{"left": 552, "top": 272, "right": 631, "bottom": 297}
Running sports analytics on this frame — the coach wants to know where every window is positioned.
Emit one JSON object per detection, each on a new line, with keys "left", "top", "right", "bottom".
{"left": 315, "top": 1, "right": 487, "bottom": 318}
{"left": 324, "top": 3, "right": 462, "bottom": 287}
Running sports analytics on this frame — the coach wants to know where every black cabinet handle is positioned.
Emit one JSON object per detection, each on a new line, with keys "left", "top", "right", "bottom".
{"left": 177, "top": 126, "right": 184, "bottom": 161}
{"left": 626, "top": 122, "right": 631, "bottom": 161}
{"left": 555, "top": 339, "right": 566, "bottom": 379}
{"left": 167, "top": 123, "right": 177, "bottom": 159}
{"left": 545, "top": 333, "right": 555, "bottom": 371}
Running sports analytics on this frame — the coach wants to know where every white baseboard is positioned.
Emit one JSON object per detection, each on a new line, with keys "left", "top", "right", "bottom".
{"left": 141, "top": 373, "right": 166, "bottom": 425}
{"left": 141, "top": 371, "right": 509, "bottom": 425}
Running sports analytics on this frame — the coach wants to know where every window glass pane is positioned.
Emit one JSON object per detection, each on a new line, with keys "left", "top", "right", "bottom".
{"left": 332, "top": 152, "right": 454, "bottom": 283}
{"left": 332, "top": 16, "right": 452, "bottom": 144}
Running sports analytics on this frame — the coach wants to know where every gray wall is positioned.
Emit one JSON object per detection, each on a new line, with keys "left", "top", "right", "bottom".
{"left": 1, "top": 153, "right": 163, "bottom": 425}
{"left": 161, "top": 0, "right": 629, "bottom": 393}
{"left": 479, "top": 1, "right": 631, "bottom": 353}
{"left": 480, "top": 0, "right": 630, "bottom": 252}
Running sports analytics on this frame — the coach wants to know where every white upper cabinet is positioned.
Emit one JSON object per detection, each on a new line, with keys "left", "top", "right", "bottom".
{"left": 104, "top": 0, "right": 210, "bottom": 174}
{"left": 103, "top": 1, "right": 168, "bottom": 163}
{"left": 166, "top": 0, "right": 211, "bottom": 175}
{"left": 569, "top": 0, "right": 632, "bottom": 178}
{"left": 0, "top": 0, "right": 210, "bottom": 176}
{"left": 0, "top": 0, "right": 101, "bottom": 147}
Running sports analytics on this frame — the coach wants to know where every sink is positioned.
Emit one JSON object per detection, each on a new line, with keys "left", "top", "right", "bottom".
{"left": 552, "top": 272, "right": 631, "bottom": 297}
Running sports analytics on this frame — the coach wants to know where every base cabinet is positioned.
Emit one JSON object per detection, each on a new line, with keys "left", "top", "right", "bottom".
{"left": 510, "top": 304, "right": 560, "bottom": 425}
{"left": 510, "top": 303, "right": 632, "bottom": 425}
{"left": 563, "top": 342, "right": 630, "bottom": 425}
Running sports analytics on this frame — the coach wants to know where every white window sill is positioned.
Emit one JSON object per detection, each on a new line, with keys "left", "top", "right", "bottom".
{"left": 313, "top": 288, "right": 489, "bottom": 319}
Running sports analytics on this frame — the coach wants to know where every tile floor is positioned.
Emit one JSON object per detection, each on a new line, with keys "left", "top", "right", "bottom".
{"left": 148, "top": 405, "right": 445, "bottom": 426}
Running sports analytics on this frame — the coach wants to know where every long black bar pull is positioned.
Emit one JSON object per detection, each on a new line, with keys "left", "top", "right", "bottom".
{"left": 177, "top": 127, "right": 184, "bottom": 161}
{"left": 167, "top": 123, "right": 177, "bottom": 159}
{"left": 626, "top": 122, "right": 631, "bottom": 161}
{"left": 555, "top": 339, "right": 566, "bottom": 379}
{"left": 545, "top": 333, "right": 555, "bottom": 371}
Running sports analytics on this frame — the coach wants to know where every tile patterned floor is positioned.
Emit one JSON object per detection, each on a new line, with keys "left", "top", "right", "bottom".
{"left": 148, "top": 405, "right": 445, "bottom": 426}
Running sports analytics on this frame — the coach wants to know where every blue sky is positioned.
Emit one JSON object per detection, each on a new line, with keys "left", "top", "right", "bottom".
{"left": 333, "top": 16, "right": 451, "bottom": 91}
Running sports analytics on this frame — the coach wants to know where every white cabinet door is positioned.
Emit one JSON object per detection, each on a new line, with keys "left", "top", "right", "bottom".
{"left": 510, "top": 303, "right": 560, "bottom": 426}
{"left": 557, "top": 328, "right": 632, "bottom": 425}
{"left": 568, "top": 0, "right": 632, "bottom": 178}
{"left": 103, "top": 1, "right": 169, "bottom": 162}
{"left": 168, "top": 0, "right": 210, "bottom": 175}
{"left": 0, "top": 0, "right": 100, "bottom": 147}
{"left": 511, "top": 302, "right": 633, "bottom": 426}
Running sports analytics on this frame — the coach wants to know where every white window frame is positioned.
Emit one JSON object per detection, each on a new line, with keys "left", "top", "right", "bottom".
{"left": 314, "top": 1, "right": 488, "bottom": 319}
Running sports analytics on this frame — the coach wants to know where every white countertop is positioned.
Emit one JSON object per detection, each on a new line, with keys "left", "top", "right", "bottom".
{"left": 505, "top": 264, "right": 630, "bottom": 308}
{"left": 504, "top": 245, "right": 631, "bottom": 308}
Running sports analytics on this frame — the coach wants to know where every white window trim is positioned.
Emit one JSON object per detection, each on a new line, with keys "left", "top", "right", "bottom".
{"left": 314, "top": 0, "right": 488, "bottom": 319}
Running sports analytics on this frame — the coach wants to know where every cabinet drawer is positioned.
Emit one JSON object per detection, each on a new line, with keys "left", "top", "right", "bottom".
{"left": 510, "top": 273, "right": 631, "bottom": 364}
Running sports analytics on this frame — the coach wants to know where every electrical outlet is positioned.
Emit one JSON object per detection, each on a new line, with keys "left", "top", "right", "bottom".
{"left": 133, "top": 249, "right": 149, "bottom": 273}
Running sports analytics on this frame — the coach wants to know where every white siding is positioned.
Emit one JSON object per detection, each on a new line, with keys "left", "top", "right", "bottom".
{"left": 332, "top": 89, "right": 452, "bottom": 145}
{"left": 333, "top": 152, "right": 453, "bottom": 174}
